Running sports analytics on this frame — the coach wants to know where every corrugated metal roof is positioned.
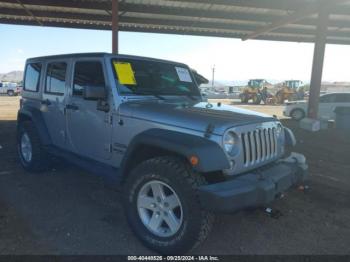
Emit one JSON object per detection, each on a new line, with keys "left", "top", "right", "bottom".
{"left": 0, "top": 0, "right": 349, "bottom": 44}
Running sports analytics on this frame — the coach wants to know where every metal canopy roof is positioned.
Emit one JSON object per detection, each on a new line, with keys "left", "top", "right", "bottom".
{"left": 0, "top": 0, "right": 350, "bottom": 45}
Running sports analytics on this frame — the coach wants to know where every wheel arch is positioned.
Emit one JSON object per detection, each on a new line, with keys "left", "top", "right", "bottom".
{"left": 290, "top": 107, "right": 306, "bottom": 120}
{"left": 17, "top": 107, "right": 52, "bottom": 146}
{"left": 119, "top": 129, "right": 230, "bottom": 182}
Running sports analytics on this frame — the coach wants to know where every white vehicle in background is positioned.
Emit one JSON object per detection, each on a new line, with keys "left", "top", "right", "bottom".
{"left": 0, "top": 82, "right": 21, "bottom": 96}
{"left": 284, "top": 93, "right": 350, "bottom": 121}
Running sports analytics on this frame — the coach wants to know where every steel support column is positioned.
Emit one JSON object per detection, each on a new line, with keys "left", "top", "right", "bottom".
{"left": 307, "top": 5, "right": 330, "bottom": 119}
{"left": 112, "top": 0, "right": 119, "bottom": 54}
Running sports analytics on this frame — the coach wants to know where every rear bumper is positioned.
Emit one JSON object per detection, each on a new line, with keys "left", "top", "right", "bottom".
{"left": 198, "top": 152, "right": 308, "bottom": 213}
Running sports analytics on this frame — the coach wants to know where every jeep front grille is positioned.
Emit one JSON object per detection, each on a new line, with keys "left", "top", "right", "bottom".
{"left": 241, "top": 127, "right": 278, "bottom": 166}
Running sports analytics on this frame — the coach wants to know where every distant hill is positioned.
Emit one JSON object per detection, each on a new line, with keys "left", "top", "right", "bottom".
{"left": 0, "top": 71, "right": 23, "bottom": 83}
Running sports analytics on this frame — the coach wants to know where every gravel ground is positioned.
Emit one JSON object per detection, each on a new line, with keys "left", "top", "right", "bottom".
{"left": 0, "top": 96, "right": 349, "bottom": 255}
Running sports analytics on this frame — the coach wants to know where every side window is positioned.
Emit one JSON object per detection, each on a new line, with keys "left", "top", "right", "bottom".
{"left": 320, "top": 95, "right": 336, "bottom": 103}
{"left": 73, "top": 61, "right": 105, "bottom": 96}
{"left": 24, "top": 63, "right": 42, "bottom": 92}
{"left": 45, "top": 62, "right": 67, "bottom": 95}
{"left": 335, "top": 94, "right": 350, "bottom": 103}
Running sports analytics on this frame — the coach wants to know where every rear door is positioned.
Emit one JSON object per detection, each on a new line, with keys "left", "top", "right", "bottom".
{"left": 65, "top": 59, "right": 112, "bottom": 161}
{"left": 319, "top": 94, "right": 337, "bottom": 119}
{"left": 42, "top": 61, "right": 69, "bottom": 148}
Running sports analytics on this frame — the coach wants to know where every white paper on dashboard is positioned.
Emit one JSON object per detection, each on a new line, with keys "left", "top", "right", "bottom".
{"left": 175, "top": 67, "right": 192, "bottom": 82}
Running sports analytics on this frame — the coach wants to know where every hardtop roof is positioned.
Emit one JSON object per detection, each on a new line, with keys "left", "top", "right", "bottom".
{"left": 26, "top": 52, "right": 188, "bottom": 67}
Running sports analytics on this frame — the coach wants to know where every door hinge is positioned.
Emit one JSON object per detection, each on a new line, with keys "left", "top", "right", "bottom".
{"left": 105, "top": 144, "right": 113, "bottom": 153}
{"left": 105, "top": 114, "right": 113, "bottom": 125}
{"left": 109, "top": 115, "right": 113, "bottom": 125}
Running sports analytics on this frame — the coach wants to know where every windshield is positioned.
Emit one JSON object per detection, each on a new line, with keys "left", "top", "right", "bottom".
{"left": 112, "top": 58, "right": 200, "bottom": 96}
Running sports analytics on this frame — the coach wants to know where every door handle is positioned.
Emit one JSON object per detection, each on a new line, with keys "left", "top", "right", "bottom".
{"left": 41, "top": 99, "right": 51, "bottom": 106}
{"left": 66, "top": 104, "right": 79, "bottom": 111}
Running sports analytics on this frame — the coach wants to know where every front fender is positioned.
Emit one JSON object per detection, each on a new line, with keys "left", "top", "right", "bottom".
{"left": 120, "top": 129, "right": 230, "bottom": 175}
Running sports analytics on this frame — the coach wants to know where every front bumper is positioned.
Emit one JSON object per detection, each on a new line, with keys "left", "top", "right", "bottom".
{"left": 198, "top": 152, "right": 308, "bottom": 213}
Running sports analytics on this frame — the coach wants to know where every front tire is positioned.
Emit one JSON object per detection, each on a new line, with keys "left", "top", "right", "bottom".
{"left": 290, "top": 108, "right": 305, "bottom": 121}
{"left": 240, "top": 93, "right": 249, "bottom": 103}
{"left": 17, "top": 121, "right": 50, "bottom": 172}
{"left": 7, "top": 90, "right": 14, "bottom": 96}
{"left": 252, "top": 94, "right": 262, "bottom": 104}
{"left": 122, "top": 156, "right": 214, "bottom": 254}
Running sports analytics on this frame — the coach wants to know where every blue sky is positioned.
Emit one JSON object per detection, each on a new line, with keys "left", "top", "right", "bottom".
{"left": 1, "top": 24, "right": 350, "bottom": 83}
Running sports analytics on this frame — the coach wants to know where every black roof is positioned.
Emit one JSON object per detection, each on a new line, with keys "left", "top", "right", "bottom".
{"left": 26, "top": 52, "right": 188, "bottom": 66}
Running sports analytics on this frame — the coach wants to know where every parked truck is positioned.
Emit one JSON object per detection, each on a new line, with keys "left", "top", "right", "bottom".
{"left": 0, "top": 82, "right": 21, "bottom": 96}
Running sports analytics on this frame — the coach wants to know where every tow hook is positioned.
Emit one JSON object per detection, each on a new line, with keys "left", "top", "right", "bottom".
{"left": 297, "top": 184, "right": 310, "bottom": 192}
{"left": 263, "top": 207, "right": 283, "bottom": 219}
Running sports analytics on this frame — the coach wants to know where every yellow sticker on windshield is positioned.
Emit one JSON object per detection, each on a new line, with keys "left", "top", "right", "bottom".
{"left": 113, "top": 62, "right": 137, "bottom": 85}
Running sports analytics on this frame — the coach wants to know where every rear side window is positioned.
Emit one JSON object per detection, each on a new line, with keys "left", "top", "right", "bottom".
{"left": 335, "top": 94, "right": 350, "bottom": 103}
{"left": 73, "top": 61, "right": 105, "bottom": 96}
{"left": 45, "top": 62, "right": 67, "bottom": 95}
{"left": 24, "top": 63, "right": 42, "bottom": 92}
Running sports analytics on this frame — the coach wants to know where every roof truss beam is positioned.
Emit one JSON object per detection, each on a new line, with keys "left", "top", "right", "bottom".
{"left": 2, "top": 2, "right": 350, "bottom": 30}
{"left": 1, "top": 11, "right": 350, "bottom": 40}
{"left": 1, "top": 16, "right": 349, "bottom": 45}
{"left": 242, "top": 0, "right": 350, "bottom": 41}
{"left": 1, "top": 0, "right": 350, "bottom": 18}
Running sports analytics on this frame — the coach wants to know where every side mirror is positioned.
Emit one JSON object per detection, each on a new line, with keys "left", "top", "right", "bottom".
{"left": 83, "top": 85, "right": 107, "bottom": 100}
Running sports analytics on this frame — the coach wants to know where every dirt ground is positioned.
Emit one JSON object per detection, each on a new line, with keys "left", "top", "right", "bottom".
{"left": 0, "top": 96, "right": 350, "bottom": 255}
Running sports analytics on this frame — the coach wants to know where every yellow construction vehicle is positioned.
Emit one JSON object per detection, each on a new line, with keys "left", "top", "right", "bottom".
{"left": 239, "top": 79, "right": 267, "bottom": 104}
{"left": 275, "top": 80, "right": 302, "bottom": 104}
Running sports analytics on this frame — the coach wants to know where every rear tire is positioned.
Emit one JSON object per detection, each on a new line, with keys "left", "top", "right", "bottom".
{"left": 290, "top": 108, "right": 305, "bottom": 121}
{"left": 122, "top": 156, "right": 214, "bottom": 254}
{"left": 17, "top": 121, "right": 50, "bottom": 172}
{"left": 276, "top": 92, "right": 284, "bottom": 104}
{"left": 7, "top": 90, "right": 14, "bottom": 96}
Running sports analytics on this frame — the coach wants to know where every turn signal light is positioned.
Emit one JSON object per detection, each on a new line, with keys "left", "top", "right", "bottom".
{"left": 189, "top": 156, "right": 199, "bottom": 166}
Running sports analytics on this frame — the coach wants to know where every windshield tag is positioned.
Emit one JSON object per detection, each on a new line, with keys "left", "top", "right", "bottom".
{"left": 113, "top": 62, "right": 137, "bottom": 85}
{"left": 175, "top": 67, "right": 192, "bottom": 83}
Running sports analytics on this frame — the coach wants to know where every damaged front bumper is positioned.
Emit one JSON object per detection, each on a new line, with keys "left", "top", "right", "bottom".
{"left": 198, "top": 152, "right": 309, "bottom": 213}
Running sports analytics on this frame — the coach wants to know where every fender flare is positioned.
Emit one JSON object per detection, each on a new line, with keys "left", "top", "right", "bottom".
{"left": 119, "top": 128, "right": 230, "bottom": 176}
{"left": 17, "top": 106, "right": 52, "bottom": 146}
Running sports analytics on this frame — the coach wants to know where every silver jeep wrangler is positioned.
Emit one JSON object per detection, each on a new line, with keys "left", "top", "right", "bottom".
{"left": 17, "top": 53, "right": 308, "bottom": 254}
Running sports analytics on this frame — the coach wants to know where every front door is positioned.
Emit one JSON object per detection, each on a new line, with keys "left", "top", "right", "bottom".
{"left": 65, "top": 60, "right": 112, "bottom": 161}
{"left": 42, "top": 61, "right": 68, "bottom": 148}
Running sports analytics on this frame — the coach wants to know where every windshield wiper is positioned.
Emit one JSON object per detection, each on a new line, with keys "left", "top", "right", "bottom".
{"left": 182, "top": 94, "right": 199, "bottom": 101}
{"left": 134, "top": 91, "right": 166, "bottom": 100}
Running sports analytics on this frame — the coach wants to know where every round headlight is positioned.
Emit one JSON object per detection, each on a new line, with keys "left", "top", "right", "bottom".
{"left": 223, "top": 132, "right": 236, "bottom": 154}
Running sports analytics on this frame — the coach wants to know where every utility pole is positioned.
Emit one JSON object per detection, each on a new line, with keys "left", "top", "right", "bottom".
{"left": 211, "top": 65, "right": 215, "bottom": 89}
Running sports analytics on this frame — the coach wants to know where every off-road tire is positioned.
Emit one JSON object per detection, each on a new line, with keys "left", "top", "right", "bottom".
{"left": 240, "top": 94, "right": 249, "bottom": 103}
{"left": 7, "top": 90, "right": 15, "bottom": 96}
{"left": 252, "top": 94, "right": 262, "bottom": 105}
{"left": 290, "top": 108, "right": 305, "bottom": 121}
{"left": 122, "top": 156, "right": 214, "bottom": 254}
{"left": 276, "top": 92, "right": 285, "bottom": 104}
{"left": 17, "top": 121, "right": 50, "bottom": 172}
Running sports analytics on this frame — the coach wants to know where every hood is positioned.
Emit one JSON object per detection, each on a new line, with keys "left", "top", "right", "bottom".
{"left": 119, "top": 99, "right": 277, "bottom": 135}
{"left": 285, "top": 100, "right": 307, "bottom": 105}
